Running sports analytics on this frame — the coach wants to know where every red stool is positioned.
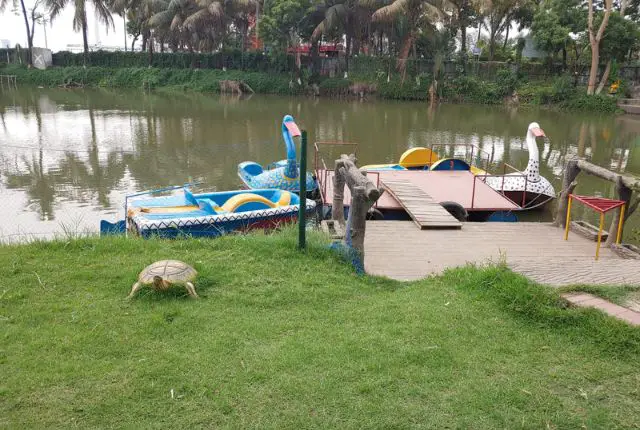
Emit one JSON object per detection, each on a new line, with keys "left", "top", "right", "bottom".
{"left": 564, "top": 194, "right": 626, "bottom": 260}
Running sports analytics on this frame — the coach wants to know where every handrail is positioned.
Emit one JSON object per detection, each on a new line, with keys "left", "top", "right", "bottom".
{"left": 314, "top": 141, "right": 359, "bottom": 205}
{"left": 314, "top": 141, "right": 359, "bottom": 173}
{"left": 428, "top": 143, "right": 493, "bottom": 173}
{"left": 474, "top": 171, "right": 528, "bottom": 208}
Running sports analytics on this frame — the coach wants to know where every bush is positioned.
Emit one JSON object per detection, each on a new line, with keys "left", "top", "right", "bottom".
{"left": 377, "top": 77, "right": 429, "bottom": 101}
{"left": 1, "top": 64, "right": 301, "bottom": 95}
{"left": 318, "top": 77, "right": 351, "bottom": 96}
{"left": 495, "top": 68, "right": 519, "bottom": 98}
{"left": 442, "top": 76, "right": 502, "bottom": 104}
{"left": 51, "top": 49, "right": 298, "bottom": 73}
{"left": 561, "top": 93, "right": 619, "bottom": 113}
{"left": 550, "top": 75, "right": 576, "bottom": 102}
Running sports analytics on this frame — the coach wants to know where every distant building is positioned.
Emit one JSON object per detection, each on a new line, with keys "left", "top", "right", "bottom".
{"left": 1, "top": 39, "right": 10, "bottom": 49}
{"left": 521, "top": 34, "right": 546, "bottom": 59}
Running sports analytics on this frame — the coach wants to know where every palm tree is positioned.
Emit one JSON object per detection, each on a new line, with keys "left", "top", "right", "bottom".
{"left": 47, "top": 0, "right": 115, "bottom": 65}
{"left": 368, "top": 0, "right": 451, "bottom": 75}
{"left": 181, "top": 0, "right": 258, "bottom": 52}
{"left": 310, "top": 0, "right": 373, "bottom": 73}
{"left": 149, "top": 0, "right": 200, "bottom": 52}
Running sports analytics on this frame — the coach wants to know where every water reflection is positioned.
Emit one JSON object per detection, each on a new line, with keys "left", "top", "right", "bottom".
{"left": 0, "top": 87, "right": 639, "bottom": 240}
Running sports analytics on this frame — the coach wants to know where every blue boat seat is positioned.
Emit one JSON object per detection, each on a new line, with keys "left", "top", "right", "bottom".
{"left": 198, "top": 198, "right": 220, "bottom": 214}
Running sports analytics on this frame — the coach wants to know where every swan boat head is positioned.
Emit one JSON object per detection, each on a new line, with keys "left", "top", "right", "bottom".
{"left": 282, "top": 115, "right": 301, "bottom": 179}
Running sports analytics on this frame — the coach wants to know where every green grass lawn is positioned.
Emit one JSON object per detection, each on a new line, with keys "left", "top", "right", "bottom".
{"left": 1, "top": 230, "right": 639, "bottom": 429}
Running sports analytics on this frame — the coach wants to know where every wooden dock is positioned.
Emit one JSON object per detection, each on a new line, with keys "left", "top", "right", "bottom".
{"left": 316, "top": 169, "right": 519, "bottom": 213}
{"left": 381, "top": 179, "right": 461, "bottom": 229}
{"left": 364, "top": 222, "right": 640, "bottom": 286}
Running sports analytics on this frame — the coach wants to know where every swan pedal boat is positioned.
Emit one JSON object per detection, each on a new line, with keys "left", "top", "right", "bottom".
{"left": 361, "top": 122, "right": 555, "bottom": 208}
{"left": 123, "top": 187, "right": 315, "bottom": 238}
{"left": 238, "top": 115, "right": 317, "bottom": 193}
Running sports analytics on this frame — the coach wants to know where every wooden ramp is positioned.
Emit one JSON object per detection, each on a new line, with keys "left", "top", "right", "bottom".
{"left": 382, "top": 179, "right": 462, "bottom": 229}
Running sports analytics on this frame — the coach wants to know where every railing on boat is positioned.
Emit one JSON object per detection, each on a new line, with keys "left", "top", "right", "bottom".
{"left": 427, "top": 143, "right": 494, "bottom": 174}
{"left": 314, "top": 141, "right": 360, "bottom": 206}
{"left": 314, "top": 140, "right": 541, "bottom": 211}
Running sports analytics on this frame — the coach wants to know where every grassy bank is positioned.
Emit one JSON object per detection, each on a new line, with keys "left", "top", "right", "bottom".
{"left": 2, "top": 64, "right": 620, "bottom": 112}
{"left": 1, "top": 64, "right": 299, "bottom": 95}
{"left": 1, "top": 229, "right": 639, "bottom": 428}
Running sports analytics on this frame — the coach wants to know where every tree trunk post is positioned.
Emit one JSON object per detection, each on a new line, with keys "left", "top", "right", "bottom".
{"left": 554, "top": 157, "right": 581, "bottom": 227}
{"left": 330, "top": 154, "right": 384, "bottom": 273}
{"left": 345, "top": 185, "right": 367, "bottom": 272}
{"left": 605, "top": 176, "right": 632, "bottom": 246}
{"left": 332, "top": 157, "right": 349, "bottom": 226}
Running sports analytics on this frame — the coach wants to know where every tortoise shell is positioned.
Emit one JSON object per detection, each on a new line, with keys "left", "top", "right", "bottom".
{"left": 138, "top": 260, "right": 197, "bottom": 285}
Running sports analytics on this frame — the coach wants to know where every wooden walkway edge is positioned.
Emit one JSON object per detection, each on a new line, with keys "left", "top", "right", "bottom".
{"left": 381, "top": 179, "right": 462, "bottom": 229}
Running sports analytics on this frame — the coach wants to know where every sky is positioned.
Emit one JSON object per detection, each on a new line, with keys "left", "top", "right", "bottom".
{"left": 0, "top": 2, "right": 130, "bottom": 52}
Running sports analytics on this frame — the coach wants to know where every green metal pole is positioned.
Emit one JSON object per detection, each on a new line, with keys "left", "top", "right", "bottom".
{"left": 298, "top": 130, "right": 307, "bottom": 250}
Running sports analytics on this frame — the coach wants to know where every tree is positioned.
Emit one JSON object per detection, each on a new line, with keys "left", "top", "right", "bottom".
{"left": 448, "top": 0, "right": 486, "bottom": 56}
{"left": 483, "top": 0, "right": 533, "bottom": 61}
{"left": 260, "top": 0, "right": 315, "bottom": 50}
{"left": 531, "top": 0, "right": 586, "bottom": 69}
{"left": 531, "top": 7, "right": 570, "bottom": 61}
{"left": 369, "top": 0, "right": 451, "bottom": 75}
{"left": 1, "top": 0, "right": 44, "bottom": 66}
{"left": 310, "top": 0, "right": 373, "bottom": 73}
{"left": 595, "top": 0, "right": 638, "bottom": 93}
{"left": 126, "top": 8, "right": 143, "bottom": 50}
{"left": 586, "top": 0, "right": 613, "bottom": 94}
{"left": 47, "top": 0, "right": 115, "bottom": 65}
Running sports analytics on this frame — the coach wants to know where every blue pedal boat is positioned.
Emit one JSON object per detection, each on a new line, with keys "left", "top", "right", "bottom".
{"left": 101, "top": 186, "right": 315, "bottom": 239}
{"left": 238, "top": 115, "right": 317, "bottom": 193}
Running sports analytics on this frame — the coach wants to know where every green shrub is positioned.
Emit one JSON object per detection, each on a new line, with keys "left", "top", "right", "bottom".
{"left": 561, "top": 93, "right": 619, "bottom": 113}
{"left": 377, "top": 77, "right": 429, "bottom": 101}
{"left": 550, "top": 75, "right": 576, "bottom": 102}
{"left": 2, "top": 64, "right": 299, "bottom": 95}
{"left": 442, "top": 76, "right": 502, "bottom": 104}
{"left": 495, "top": 68, "right": 519, "bottom": 98}
{"left": 51, "top": 49, "right": 297, "bottom": 73}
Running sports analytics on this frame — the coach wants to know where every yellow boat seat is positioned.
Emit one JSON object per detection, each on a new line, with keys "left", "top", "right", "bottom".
{"left": 217, "top": 191, "right": 292, "bottom": 213}
{"left": 398, "top": 147, "right": 439, "bottom": 168}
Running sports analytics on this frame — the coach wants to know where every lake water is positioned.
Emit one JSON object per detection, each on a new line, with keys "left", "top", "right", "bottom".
{"left": 1, "top": 88, "right": 639, "bottom": 242}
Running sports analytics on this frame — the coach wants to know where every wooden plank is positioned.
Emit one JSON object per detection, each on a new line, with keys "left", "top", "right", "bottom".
{"left": 382, "top": 179, "right": 462, "bottom": 229}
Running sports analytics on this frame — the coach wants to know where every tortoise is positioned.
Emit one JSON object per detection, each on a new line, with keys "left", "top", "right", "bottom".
{"left": 128, "top": 260, "right": 199, "bottom": 299}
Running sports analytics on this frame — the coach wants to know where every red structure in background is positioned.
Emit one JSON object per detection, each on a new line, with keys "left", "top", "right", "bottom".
{"left": 287, "top": 43, "right": 344, "bottom": 56}
{"left": 246, "top": 14, "right": 263, "bottom": 51}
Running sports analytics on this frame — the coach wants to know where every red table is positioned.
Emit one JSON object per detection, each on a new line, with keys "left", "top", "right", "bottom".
{"left": 564, "top": 194, "right": 626, "bottom": 260}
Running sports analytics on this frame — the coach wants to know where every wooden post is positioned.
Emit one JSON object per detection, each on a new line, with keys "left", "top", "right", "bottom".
{"left": 330, "top": 153, "right": 384, "bottom": 272}
{"left": 554, "top": 157, "right": 580, "bottom": 227}
{"left": 604, "top": 175, "right": 632, "bottom": 246}
{"left": 345, "top": 185, "right": 367, "bottom": 271}
{"left": 331, "top": 155, "right": 351, "bottom": 226}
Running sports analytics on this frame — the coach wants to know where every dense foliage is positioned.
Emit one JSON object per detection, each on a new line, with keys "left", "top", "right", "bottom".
{"left": 3, "top": 63, "right": 622, "bottom": 112}
{"left": 52, "top": 49, "right": 296, "bottom": 72}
